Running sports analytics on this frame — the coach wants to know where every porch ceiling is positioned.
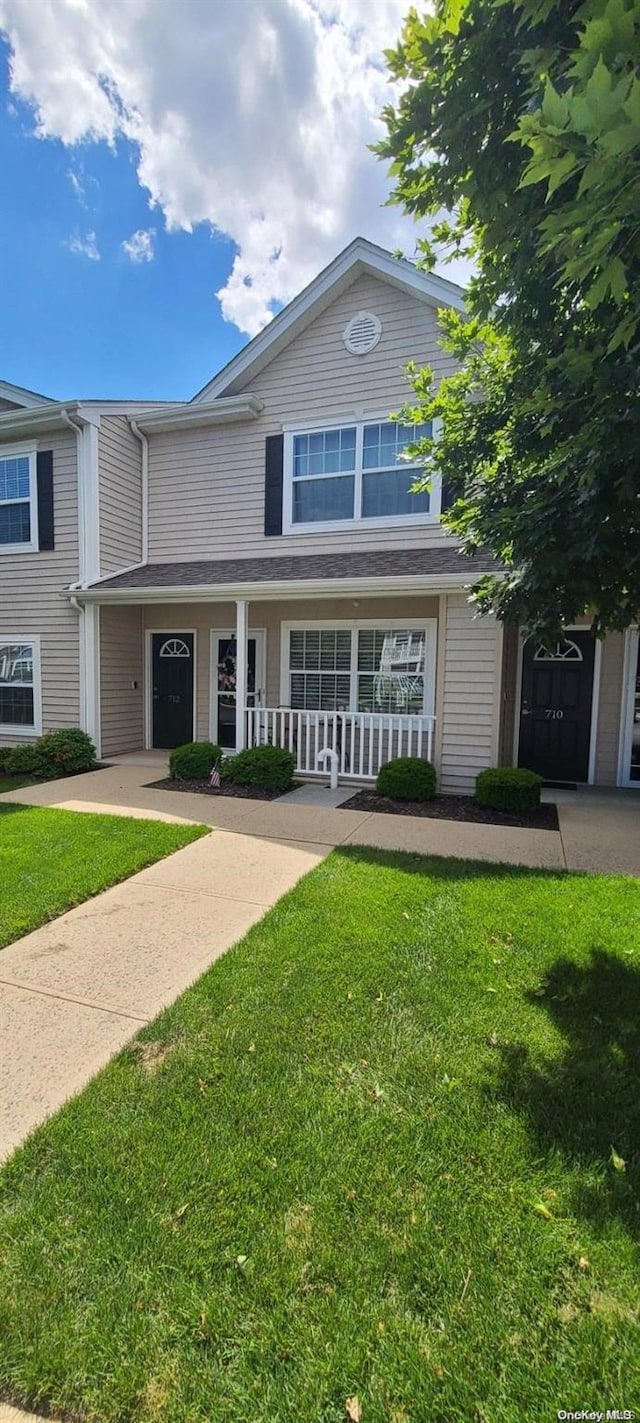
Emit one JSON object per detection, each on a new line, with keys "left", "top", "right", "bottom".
{"left": 77, "top": 548, "right": 501, "bottom": 604}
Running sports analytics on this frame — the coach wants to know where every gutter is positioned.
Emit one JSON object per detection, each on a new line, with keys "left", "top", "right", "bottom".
{"left": 132, "top": 393, "right": 263, "bottom": 433}
{"left": 0, "top": 401, "right": 83, "bottom": 438}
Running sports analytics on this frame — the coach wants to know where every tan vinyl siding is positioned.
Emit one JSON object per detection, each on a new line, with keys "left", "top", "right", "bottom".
{"left": 147, "top": 273, "right": 460, "bottom": 564}
{"left": 141, "top": 596, "right": 441, "bottom": 745}
{"left": 594, "top": 633, "right": 625, "bottom": 785}
{"left": 0, "top": 429, "right": 80, "bottom": 746}
{"left": 100, "top": 606, "right": 144, "bottom": 755}
{"left": 498, "top": 624, "right": 519, "bottom": 766}
{"left": 98, "top": 416, "right": 143, "bottom": 574}
{"left": 439, "top": 594, "right": 502, "bottom": 793}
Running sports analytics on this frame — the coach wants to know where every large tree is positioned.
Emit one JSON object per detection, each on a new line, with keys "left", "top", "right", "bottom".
{"left": 378, "top": 0, "right": 640, "bottom": 636}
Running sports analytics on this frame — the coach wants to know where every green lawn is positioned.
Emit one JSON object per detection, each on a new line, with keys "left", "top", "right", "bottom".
{"left": 0, "top": 776, "right": 37, "bottom": 794}
{"left": 0, "top": 847, "right": 638, "bottom": 1422}
{"left": 0, "top": 803, "right": 207, "bottom": 948}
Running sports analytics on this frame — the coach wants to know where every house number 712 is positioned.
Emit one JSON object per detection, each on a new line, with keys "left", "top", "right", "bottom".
{"left": 545, "top": 708, "right": 564, "bottom": 719}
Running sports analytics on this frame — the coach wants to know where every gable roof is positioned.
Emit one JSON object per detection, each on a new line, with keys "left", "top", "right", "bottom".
{"left": 192, "top": 237, "right": 465, "bottom": 404}
{"left": 0, "top": 379, "right": 56, "bottom": 409}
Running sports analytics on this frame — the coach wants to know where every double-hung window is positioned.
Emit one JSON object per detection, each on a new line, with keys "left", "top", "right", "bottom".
{"left": 0, "top": 446, "right": 38, "bottom": 552}
{"left": 286, "top": 418, "right": 436, "bottom": 531}
{"left": 0, "top": 638, "right": 42, "bottom": 734}
{"left": 284, "top": 623, "right": 435, "bottom": 717}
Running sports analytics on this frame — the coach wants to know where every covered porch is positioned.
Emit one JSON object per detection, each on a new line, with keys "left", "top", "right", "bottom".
{"left": 83, "top": 549, "right": 505, "bottom": 794}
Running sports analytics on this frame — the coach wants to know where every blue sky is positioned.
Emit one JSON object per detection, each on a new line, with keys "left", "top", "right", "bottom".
{"left": 0, "top": 2, "right": 466, "bottom": 406}
{"left": 0, "top": 42, "right": 246, "bottom": 402}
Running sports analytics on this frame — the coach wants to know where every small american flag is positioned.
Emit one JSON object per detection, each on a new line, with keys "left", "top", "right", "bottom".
{"left": 209, "top": 758, "right": 221, "bottom": 790}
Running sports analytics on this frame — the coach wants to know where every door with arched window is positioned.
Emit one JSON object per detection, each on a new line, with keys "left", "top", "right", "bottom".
{"left": 151, "top": 633, "right": 194, "bottom": 748}
{"left": 518, "top": 632, "right": 596, "bottom": 783}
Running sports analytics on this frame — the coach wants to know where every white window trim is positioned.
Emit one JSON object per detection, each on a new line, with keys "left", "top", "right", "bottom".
{"left": 0, "top": 634, "right": 42, "bottom": 737}
{"left": 0, "top": 442, "right": 39, "bottom": 555}
{"left": 282, "top": 413, "right": 442, "bottom": 535}
{"left": 279, "top": 618, "right": 437, "bottom": 716}
{"left": 617, "top": 626, "right": 640, "bottom": 789}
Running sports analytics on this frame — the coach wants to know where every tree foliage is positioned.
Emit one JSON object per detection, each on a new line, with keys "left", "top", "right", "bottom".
{"left": 378, "top": 0, "right": 640, "bottom": 635}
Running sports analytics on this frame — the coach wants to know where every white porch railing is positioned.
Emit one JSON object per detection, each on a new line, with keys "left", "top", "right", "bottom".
{"left": 245, "top": 706, "right": 436, "bottom": 781}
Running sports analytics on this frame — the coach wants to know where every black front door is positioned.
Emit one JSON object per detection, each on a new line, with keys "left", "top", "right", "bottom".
{"left": 518, "top": 632, "right": 595, "bottom": 782}
{"left": 151, "top": 633, "right": 194, "bottom": 748}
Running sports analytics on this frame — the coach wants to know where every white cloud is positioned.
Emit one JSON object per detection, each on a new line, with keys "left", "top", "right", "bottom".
{"left": 0, "top": 0, "right": 460, "bottom": 335}
{"left": 121, "top": 227, "right": 155, "bottom": 263}
{"left": 67, "top": 229, "right": 100, "bottom": 261}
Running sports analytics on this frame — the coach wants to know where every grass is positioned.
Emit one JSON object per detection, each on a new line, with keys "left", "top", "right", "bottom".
{"left": 0, "top": 803, "right": 207, "bottom": 949}
{"left": 0, "top": 847, "right": 639, "bottom": 1422}
{"left": 0, "top": 775, "right": 37, "bottom": 793}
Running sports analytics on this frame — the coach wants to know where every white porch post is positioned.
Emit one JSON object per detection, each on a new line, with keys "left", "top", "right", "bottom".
{"left": 235, "top": 598, "right": 248, "bottom": 752}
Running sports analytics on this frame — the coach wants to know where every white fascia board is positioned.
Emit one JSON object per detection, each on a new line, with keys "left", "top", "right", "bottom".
{"left": 73, "top": 571, "right": 497, "bottom": 606}
{"left": 193, "top": 238, "right": 466, "bottom": 404}
{"left": 132, "top": 394, "right": 264, "bottom": 433}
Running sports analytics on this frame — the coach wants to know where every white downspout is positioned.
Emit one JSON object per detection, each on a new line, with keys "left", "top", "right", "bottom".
{"left": 62, "top": 409, "right": 101, "bottom": 754}
{"left": 129, "top": 419, "right": 149, "bottom": 564}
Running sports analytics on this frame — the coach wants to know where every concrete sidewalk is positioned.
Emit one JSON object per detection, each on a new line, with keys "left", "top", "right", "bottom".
{"left": 3, "top": 756, "right": 638, "bottom": 872}
{"left": 1, "top": 757, "right": 570, "bottom": 865}
{"left": 0, "top": 827, "right": 328, "bottom": 1162}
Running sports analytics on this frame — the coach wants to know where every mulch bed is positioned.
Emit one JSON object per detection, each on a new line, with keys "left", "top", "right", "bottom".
{"left": 339, "top": 789, "right": 559, "bottom": 831}
{"left": 146, "top": 777, "right": 301, "bottom": 801}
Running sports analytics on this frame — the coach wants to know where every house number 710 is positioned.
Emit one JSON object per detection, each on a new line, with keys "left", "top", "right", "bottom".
{"left": 545, "top": 708, "right": 564, "bottom": 719}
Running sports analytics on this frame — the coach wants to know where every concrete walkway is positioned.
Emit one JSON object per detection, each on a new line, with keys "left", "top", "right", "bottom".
{"left": 0, "top": 827, "right": 328, "bottom": 1162}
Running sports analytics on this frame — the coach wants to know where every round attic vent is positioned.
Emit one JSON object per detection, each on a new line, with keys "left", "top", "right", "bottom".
{"left": 343, "top": 310, "right": 382, "bottom": 355}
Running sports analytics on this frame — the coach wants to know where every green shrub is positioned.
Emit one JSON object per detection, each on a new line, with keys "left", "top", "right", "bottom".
{"left": 2, "top": 743, "right": 39, "bottom": 776}
{"left": 34, "top": 728, "right": 96, "bottom": 779}
{"left": 224, "top": 744, "right": 295, "bottom": 792}
{"left": 475, "top": 767, "right": 542, "bottom": 812}
{"left": 376, "top": 757, "right": 436, "bottom": 802}
{"left": 169, "top": 741, "right": 222, "bottom": 780}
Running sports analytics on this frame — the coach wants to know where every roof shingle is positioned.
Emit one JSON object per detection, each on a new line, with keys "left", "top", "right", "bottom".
{"left": 88, "top": 547, "right": 499, "bottom": 592}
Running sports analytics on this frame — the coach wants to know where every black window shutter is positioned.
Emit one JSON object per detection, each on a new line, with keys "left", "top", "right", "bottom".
{"left": 264, "top": 433, "right": 284, "bottom": 537}
{"left": 440, "top": 480, "right": 455, "bottom": 514}
{"left": 36, "top": 450, "right": 55, "bottom": 551}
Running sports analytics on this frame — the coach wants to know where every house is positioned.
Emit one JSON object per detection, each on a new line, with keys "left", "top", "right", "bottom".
{"left": 0, "top": 239, "right": 638, "bottom": 792}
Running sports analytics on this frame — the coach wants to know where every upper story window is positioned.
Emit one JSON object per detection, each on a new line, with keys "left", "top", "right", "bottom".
{"left": 0, "top": 445, "right": 38, "bottom": 553}
{"left": 284, "top": 418, "right": 437, "bottom": 533}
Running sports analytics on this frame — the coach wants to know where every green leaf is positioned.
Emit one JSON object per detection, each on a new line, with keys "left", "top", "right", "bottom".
{"left": 610, "top": 1146, "right": 627, "bottom": 1173}
{"left": 545, "top": 150, "right": 578, "bottom": 197}
{"left": 541, "top": 79, "right": 571, "bottom": 130}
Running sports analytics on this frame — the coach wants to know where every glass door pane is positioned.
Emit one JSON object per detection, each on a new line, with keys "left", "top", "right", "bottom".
{"left": 214, "top": 636, "right": 257, "bottom": 749}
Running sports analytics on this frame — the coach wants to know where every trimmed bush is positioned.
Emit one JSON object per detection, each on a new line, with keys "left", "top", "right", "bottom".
{"left": 1, "top": 743, "right": 39, "bottom": 776}
{"left": 169, "top": 741, "right": 222, "bottom": 781}
{"left": 475, "top": 767, "right": 542, "bottom": 812}
{"left": 34, "top": 728, "right": 96, "bottom": 779}
{"left": 376, "top": 757, "right": 436, "bottom": 802}
{"left": 224, "top": 744, "right": 295, "bottom": 793}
